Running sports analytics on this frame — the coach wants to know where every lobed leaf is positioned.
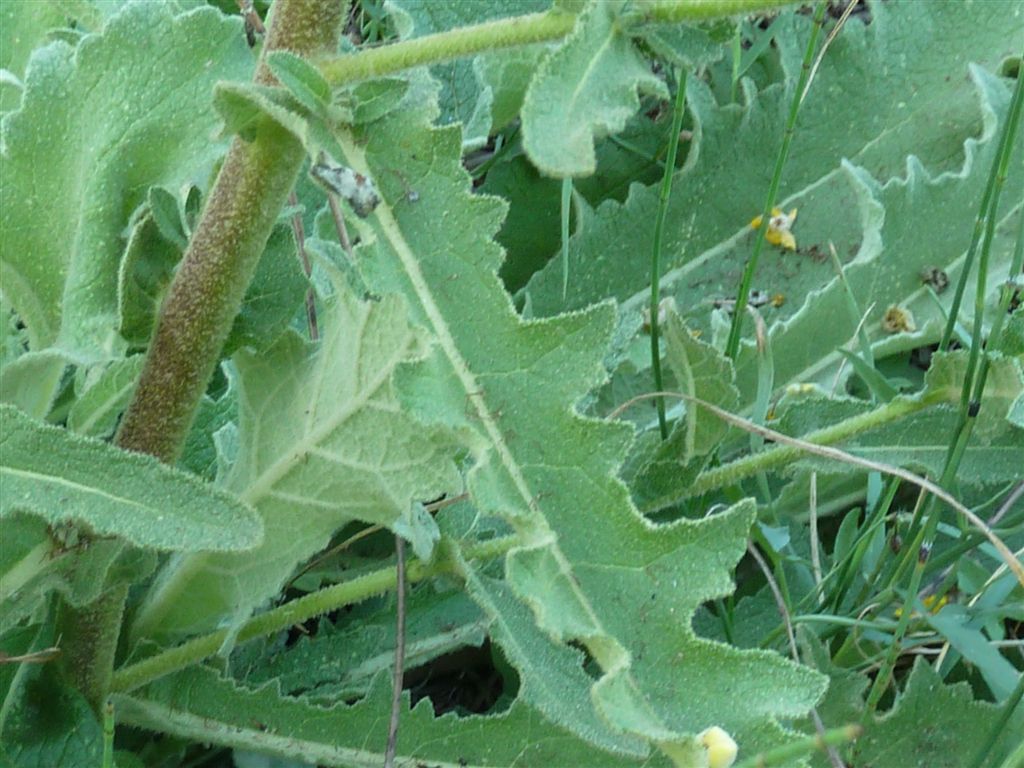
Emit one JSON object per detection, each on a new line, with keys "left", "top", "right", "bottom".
{"left": 331, "top": 86, "right": 824, "bottom": 759}
{"left": 115, "top": 665, "right": 675, "bottom": 767}
{"left": 521, "top": 0, "right": 667, "bottom": 177}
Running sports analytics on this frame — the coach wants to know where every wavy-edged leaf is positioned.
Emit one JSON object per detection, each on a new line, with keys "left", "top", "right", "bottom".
{"left": 331, "top": 93, "right": 823, "bottom": 758}
{"left": 0, "top": 2, "right": 253, "bottom": 360}
{"left": 0, "top": 405, "right": 261, "bottom": 552}
{"left": 115, "top": 665, "right": 672, "bottom": 767}
{"left": 521, "top": 0, "right": 667, "bottom": 177}
{"left": 849, "top": 659, "right": 1024, "bottom": 768}
{"left": 524, "top": 3, "right": 1023, "bottom": 396}
{"left": 130, "top": 278, "right": 461, "bottom": 640}
{"left": 389, "top": 0, "right": 550, "bottom": 149}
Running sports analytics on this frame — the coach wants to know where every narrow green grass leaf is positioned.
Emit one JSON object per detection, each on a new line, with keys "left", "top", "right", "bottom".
{"left": 0, "top": 405, "right": 261, "bottom": 552}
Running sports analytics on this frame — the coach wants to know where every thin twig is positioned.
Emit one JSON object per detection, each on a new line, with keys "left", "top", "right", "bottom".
{"left": 611, "top": 390, "right": 1024, "bottom": 587}
{"left": 288, "top": 191, "right": 319, "bottom": 340}
{"left": 747, "top": 545, "right": 845, "bottom": 768}
{"left": 990, "top": 481, "right": 1024, "bottom": 528}
{"left": 327, "top": 193, "right": 355, "bottom": 260}
{"left": 384, "top": 535, "right": 407, "bottom": 768}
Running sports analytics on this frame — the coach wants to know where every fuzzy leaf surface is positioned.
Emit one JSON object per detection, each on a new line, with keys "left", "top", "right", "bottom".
{"left": 0, "top": 405, "right": 261, "bottom": 553}
{"left": 116, "top": 666, "right": 673, "bottom": 767}
{"left": 0, "top": 2, "right": 252, "bottom": 360}
{"left": 130, "top": 280, "right": 460, "bottom": 640}
{"left": 331, "top": 92, "right": 823, "bottom": 758}
{"left": 521, "top": 0, "right": 666, "bottom": 177}
{"left": 524, "top": 2, "right": 1022, "bottom": 399}
{"left": 849, "top": 660, "right": 1024, "bottom": 767}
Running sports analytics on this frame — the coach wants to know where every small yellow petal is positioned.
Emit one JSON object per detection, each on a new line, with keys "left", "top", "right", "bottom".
{"left": 700, "top": 727, "right": 738, "bottom": 768}
{"left": 788, "top": 208, "right": 798, "bottom": 222}
{"left": 770, "top": 207, "right": 783, "bottom": 216}
{"left": 765, "top": 229, "right": 783, "bottom": 246}
{"left": 750, "top": 215, "right": 764, "bottom": 229}
{"left": 779, "top": 231, "right": 797, "bottom": 250}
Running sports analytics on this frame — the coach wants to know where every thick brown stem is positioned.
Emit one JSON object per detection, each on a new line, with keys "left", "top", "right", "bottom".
{"left": 116, "top": 0, "right": 346, "bottom": 463}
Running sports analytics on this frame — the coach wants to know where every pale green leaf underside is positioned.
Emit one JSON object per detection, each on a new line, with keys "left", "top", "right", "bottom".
{"left": 521, "top": 0, "right": 667, "bottom": 177}
{"left": 0, "top": 405, "right": 261, "bottom": 552}
{"left": 130, "top": 279, "right": 461, "bottom": 640}
{"left": 0, "top": 2, "right": 252, "bottom": 359}
{"left": 335, "top": 90, "right": 823, "bottom": 756}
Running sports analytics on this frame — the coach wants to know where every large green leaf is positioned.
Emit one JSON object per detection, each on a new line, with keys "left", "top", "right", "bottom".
{"left": 849, "top": 660, "right": 1024, "bottom": 768}
{"left": 0, "top": 405, "right": 261, "bottom": 552}
{"left": 331, "top": 89, "right": 823, "bottom": 759}
{"left": 389, "top": 0, "right": 551, "bottom": 149}
{"left": 115, "top": 665, "right": 673, "bottom": 767}
{"left": 523, "top": 2, "right": 1022, "bottom": 394}
{"left": 521, "top": 0, "right": 667, "bottom": 177}
{"left": 1, "top": 619, "right": 104, "bottom": 767}
{"left": 129, "top": 277, "right": 461, "bottom": 640}
{"left": 0, "top": 1, "right": 252, "bottom": 360}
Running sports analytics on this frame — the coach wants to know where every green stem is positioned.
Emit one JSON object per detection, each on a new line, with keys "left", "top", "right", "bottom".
{"left": 724, "top": 1, "right": 827, "bottom": 360}
{"left": 650, "top": 69, "right": 688, "bottom": 440}
{"left": 641, "top": 392, "right": 937, "bottom": 511}
{"left": 320, "top": 11, "right": 575, "bottom": 87}
{"left": 117, "top": 0, "right": 346, "bottom": 463}
{"left": 957, "top": 64, "right": 1024, "bottom": 416}
{"left": 102, "top": 699, "right": 115, "bottom": 768}
{"left": 110, "top": 535, "right": 518, "bottom": 694}
{"left": 317, "top": 1, "right": 803, "bottom": 88}
{"left": 870, "top": 68, "right": 1024, "bottom": 709}
{"left": 561, "top": 177, "right": 572, "bottom": 300}
{"left": 940, "top": 54, "right": 1024, "bottom": 351}
{"left": 733, "top": 725, "right": 861, "bottom": 768}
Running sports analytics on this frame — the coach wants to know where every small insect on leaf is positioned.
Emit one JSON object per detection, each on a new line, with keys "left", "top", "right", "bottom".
{"left": 310, "top": 154, "right": 381, "bottom": 218}
{"left": 920, "top": 266, "right": 949, "bottom": 293}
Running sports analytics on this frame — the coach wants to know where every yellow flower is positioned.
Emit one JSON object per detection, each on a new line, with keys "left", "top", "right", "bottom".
{"left": 699, "top": 726, "right": 738, "bottom": 768}
{"left": 750, "top": 207, "right": 798, "bottom": 251}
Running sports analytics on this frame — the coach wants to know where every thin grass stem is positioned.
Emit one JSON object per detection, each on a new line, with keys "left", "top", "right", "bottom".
{"left": 650, "top": 69, "right": 688, "bottom": 439}
{"left": 724, "top": 1, "right": 828, "bottom": 359}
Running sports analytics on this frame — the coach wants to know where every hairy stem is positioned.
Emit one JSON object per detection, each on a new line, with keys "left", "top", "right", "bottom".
{"left": 640, "top": 391, "right": 938, "bottom": 512}
{"left": 117, "top": 0, "right": 346, "bottom": 463}
{"left": 110, "top": 535, "right": 518, "bottom": 694}
{"left": 318, "top": 1, "right": 802, "bottom": 88}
